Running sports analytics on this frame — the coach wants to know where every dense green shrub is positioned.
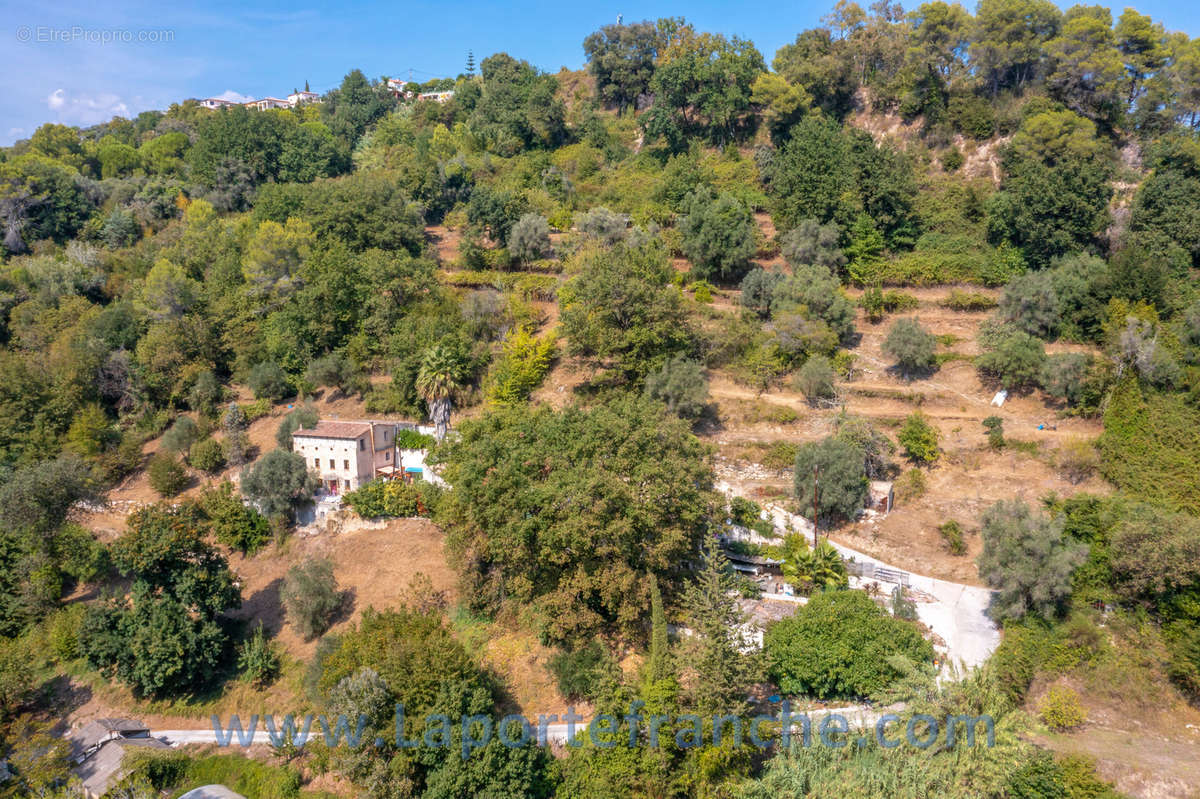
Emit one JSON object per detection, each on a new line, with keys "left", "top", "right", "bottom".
{"left": 883, "top": 318, "right": 937, "bottom": 378}
{"left": 793, "top": 437, "right": 869, "bottom": 524}
{"left": 941, "top": 146, "right": 965, "bottom": 172}
{"left": 343, "top": 479, "right": 440, "bottom": 518}
{"left": 147, "top": 452, "right": 188, "bottom": 497}
{"left": 1098, "top": 380, "right": 1200, "bottom": 513}
{"left": 976, "top": 330, "right": 1046, "bottom": 389}
{"left": 898, "top": 411, "right": 940, "bottom": 464}
{"left": 188, "top": 437, "right": 227, "bottom": 473}
{"left": 394, "top": 429, "right": 436, "bottom": 450}
{"left": 1039, "top": 684, "right": 1087, "bottom": 731}
{"left": 54, "top": 523, "right": 110, "bottom": 584}
{"left": 548, "top": 640, "right": 611, "bottom": 702}
{"left": 644, "top": 354, "right": 709, "bottom": 418}
{"left": 939, "top": 520, "right": 967, "bottom": 555}
{"left": 983, "top": 415, "right": 1005, "bottom": 450}
{"left": 765, "top": 589, "right": 934, "bottom": 699}
{"left": 237, "top": 623, "right": 281, "bottom": 687}
{"left": 940, "top": 290, "right": 998, "bottom": 311}
{"left": 125, "top": 752, "right": 302, "bottom": 799}
{"left": 248, "top": 361, "right": 292, "bottom": 401}
{"left": 487, "top": 328, "right": 556, "bottom": 405}
{"left": 199, "top": 481, "right": 271, "bottom": 554}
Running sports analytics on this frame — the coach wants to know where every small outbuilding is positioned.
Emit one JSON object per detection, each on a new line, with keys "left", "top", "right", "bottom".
{"left": 69, "top": 718, "right": 169, "bottom": 799}
{"left": 868, "top": 481, "right": 895, "bottom": 515}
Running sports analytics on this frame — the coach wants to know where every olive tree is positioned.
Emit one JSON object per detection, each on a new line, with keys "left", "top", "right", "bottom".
{"left": 795, "top": 355, "right": 837, "bottom": 405}
{"left": 644, "top": 355, "right": 709, "bottom": 419}
{"left": 508, "top": 212, "right": 552, "bottom": 264}
{"left": 281, "top": 557, "right": 342, "bottom": 640}
{"left": 780, "top": 218, "right": 846, "bottom": 273}
{"left": 576, "top": 206, "right": 628, "bottom": 245}
{"left": 240, "top": 449, "right": 318, "bottom": 518}
{"left": 248, "top": 361, "right": 292, "bottom": 401}
{"left": 977, "top": 500, "right": 1087, "bottom": 621}
{"left": 883, "top": 317, "right": 937, "bottom": 378}
{"left": 999, "top": 270, "right": 1061, "bottom": 339}
{"left": 793, "top": 437, "right": 869, "bottom": 525}
{"left": 739, "top": 267, "right": 784, "bottom": 318}
{"left": 976, "top": 330, "right": 1046, "bottom": 389}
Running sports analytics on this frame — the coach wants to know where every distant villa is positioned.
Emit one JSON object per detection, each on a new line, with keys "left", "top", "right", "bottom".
{"left": 196, "top": 89, "right": 322, "bottom": 110}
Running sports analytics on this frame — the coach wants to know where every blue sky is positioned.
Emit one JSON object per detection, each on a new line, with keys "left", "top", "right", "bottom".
{"left": 2, "top": 0, "right": 1198, "bottom": 146}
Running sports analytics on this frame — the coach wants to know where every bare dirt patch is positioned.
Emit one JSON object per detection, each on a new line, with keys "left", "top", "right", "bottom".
{"left": 702, "top": 287, "right": 1107, "bottom": 584}
{"left": 229, "top": 517, "right": 458, "bottom": 661}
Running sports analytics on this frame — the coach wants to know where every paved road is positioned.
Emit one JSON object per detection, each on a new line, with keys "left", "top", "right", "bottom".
{"left": 717, "top": 481, "right": 1001, "bottom": 671}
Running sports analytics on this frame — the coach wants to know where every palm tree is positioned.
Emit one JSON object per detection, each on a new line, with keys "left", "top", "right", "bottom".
{"left": 772, "top": 534, "right": 847, "bottom": 594}
{"left": 416, "top": 342, "right": 468, "bottom": 441}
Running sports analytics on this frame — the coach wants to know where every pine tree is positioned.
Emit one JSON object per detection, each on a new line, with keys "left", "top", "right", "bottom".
{"left": 683, "top": 535, "right": 757, "bottom": 715}
{"left": 466, "top": 50, "right": 476, "bottom": 76}
{"left": 221, "top": 401, "right": 249, "bottom": 466}
{"left": 647, "top": 574, "right": 669, "bottom": 684}
{"left": 304, "top": 79, "right": 310, "bottom": 92}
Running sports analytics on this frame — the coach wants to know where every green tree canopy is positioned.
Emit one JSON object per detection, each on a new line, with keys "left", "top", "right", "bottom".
{"left": 765, "top": 589, "right": 934, "bottom": 698}
{"left": 977, "top": 499, "right": 1087, "bottom": 620}
{"left": 793, "top": 437, "right": 869, "bottom": 525}
{"left": 435, "top": 396, "right": 716, "bottom": 644}
{"left": 560, "top": 240, "right": 694, "bottom": 381}
{"left": 583, "top": 21, "right": 660, "bottom": 111}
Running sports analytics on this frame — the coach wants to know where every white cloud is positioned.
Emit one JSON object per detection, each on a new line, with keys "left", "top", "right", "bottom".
{"left": 43, "top": 89, "right": 132, "bottom": 126}
{"left": 212, "top": 89, "right": 254, "bottom": 103}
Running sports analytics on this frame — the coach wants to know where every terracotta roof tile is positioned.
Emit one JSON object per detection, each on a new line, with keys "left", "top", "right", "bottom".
{"left": 292, "top": 421, "right": 371, "bottom": 440}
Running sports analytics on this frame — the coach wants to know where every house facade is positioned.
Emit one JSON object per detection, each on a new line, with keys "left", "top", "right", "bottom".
{"left": 292, "top": 419, "right": 436, "bottom": 496}
{"left": 386, "top": 78, "right": 410, "bottom": 99}
{"left": 417, "top": 90, "right": 455, "bottom": 103}
{"left": 200, "top": 97, "right": 236, "bottom": 109}
{"left": 244, "top": 97, "right": 292, "bottom": 110}
{"left": 287, "top": 90, "right": 321, "bottom": 106}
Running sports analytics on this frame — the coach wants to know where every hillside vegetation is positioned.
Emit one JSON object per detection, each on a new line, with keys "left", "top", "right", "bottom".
{"left": 2, "top": 2, "right": 1200, "bottom": 797}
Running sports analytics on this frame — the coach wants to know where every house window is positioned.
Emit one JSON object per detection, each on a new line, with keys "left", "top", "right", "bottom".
{"left": 359, "top": 439, "right": 365, "bottom": 450}
{"left": 343, "top": 459, "right": 349, "bottom": 470}
{"left": 329, "top": 459, "right": 335, "bottom": 469}
{"left": 313, "top": 457, "right": 319, "bottom": 468}
{"left": 344, "top": 479, "right": 351, "bottom": 490}
{"left": 386, "top": 451, "right": 391, "bottom": 461}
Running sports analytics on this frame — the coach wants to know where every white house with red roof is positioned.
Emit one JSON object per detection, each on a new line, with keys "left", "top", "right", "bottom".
{"left": 287, "top": 90, "right": 321, "bottom": 106}
{"left": 244, "top": 97, "right": 292, "bottom": 110}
